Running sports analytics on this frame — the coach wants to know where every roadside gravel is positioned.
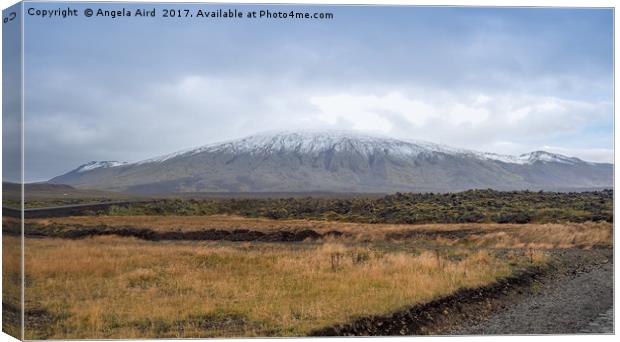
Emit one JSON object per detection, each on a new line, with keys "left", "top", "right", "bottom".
{"left": 452, "top": 249, "right": 613, "bottom": 335}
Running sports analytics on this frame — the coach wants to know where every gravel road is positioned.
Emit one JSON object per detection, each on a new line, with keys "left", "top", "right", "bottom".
{"left": 580, "top": 308, "right": 614, "bottom": 334}
{"left": 452, "top": 249, "right": 613, "bottom": 335}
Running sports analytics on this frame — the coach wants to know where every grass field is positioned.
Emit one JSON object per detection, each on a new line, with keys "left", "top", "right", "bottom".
{"left": 20, "top": 234, "right": 534, "bottom": 339}
{"left": 2, "top": 220, "right": 21, "bottom": 338}
{"left": 4, "top": 214, "right": 611, "bottom": 338}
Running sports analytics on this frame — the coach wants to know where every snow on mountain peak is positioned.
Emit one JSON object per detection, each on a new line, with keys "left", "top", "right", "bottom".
{"left": 473, "top": 150, "right": 585, "bottom": 165}
{"left": 136, "top": 130, "right": 455, "bottom": 164}
{"left": 132, "top": 130, "right": 589, "bottom": 166}
{"left": 75, "top": 161, "right": 128, "bottom": 173}
{"left": 210, "top": 130, "right": 453, "bottom": 155}
{"left": 518, "top": 151, "right": 583, "bottom": 165}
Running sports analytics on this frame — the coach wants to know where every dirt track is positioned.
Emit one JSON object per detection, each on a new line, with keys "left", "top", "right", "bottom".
{"left": 580, "top": 308, "right": 614, "bottom": 333}
{"left": 450, "top": 249, "right": 614, "bottom": 335}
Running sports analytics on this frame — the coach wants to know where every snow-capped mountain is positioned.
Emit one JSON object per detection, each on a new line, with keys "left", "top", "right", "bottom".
{"left": 49, "top": 131, "right": 612, "bottom": 193}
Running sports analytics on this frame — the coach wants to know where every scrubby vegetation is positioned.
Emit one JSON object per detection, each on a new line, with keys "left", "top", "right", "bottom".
{"left": 100, "top": 189, "right": 612, "bottom": 224}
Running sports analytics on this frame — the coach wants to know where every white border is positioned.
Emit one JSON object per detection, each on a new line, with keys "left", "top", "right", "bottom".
{"left": 0, "top": 1, "right": 617, "bottom": 342}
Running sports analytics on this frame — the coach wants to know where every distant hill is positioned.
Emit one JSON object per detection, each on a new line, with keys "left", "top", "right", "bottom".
{"left": 2, "top": 182, "right": 143, "bottom": 208}
{"left": 48, "top": 130, "right": 613, "bottom": 194}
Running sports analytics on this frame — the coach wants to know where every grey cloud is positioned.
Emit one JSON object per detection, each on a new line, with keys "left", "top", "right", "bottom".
{"left": 21, "top": 6, "right": 613, "bottom": 181}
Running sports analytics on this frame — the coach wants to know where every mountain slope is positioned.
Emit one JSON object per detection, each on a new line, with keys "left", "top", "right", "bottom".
{"left": 48, "top": 131, "right": 613, "bottom": 193}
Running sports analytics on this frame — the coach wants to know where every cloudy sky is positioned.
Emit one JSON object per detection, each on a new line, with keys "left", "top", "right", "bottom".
{"left": 21, "top": 4, "right": 613, "bottom": 181}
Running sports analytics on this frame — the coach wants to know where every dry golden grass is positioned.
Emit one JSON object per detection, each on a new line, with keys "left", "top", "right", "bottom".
{"left": 22, "top": 236, "right": 517, "bottom": 339}
{"left": 16, "top": 215, "right": 602, "bottom": 338}
{"left": 29, "top": 215, "right": 612, "bottom": 249}
{"left": 29, "top": 215, "right": 514, "bottom": 234}
{"left": 466, "top": 221, "right": 612, "bottom": 249}
{"left": 2, "top": 232, "right": 22, "bottom": 337}
{"left": 30, "top": 215, "right": 323, "bottom": 232}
